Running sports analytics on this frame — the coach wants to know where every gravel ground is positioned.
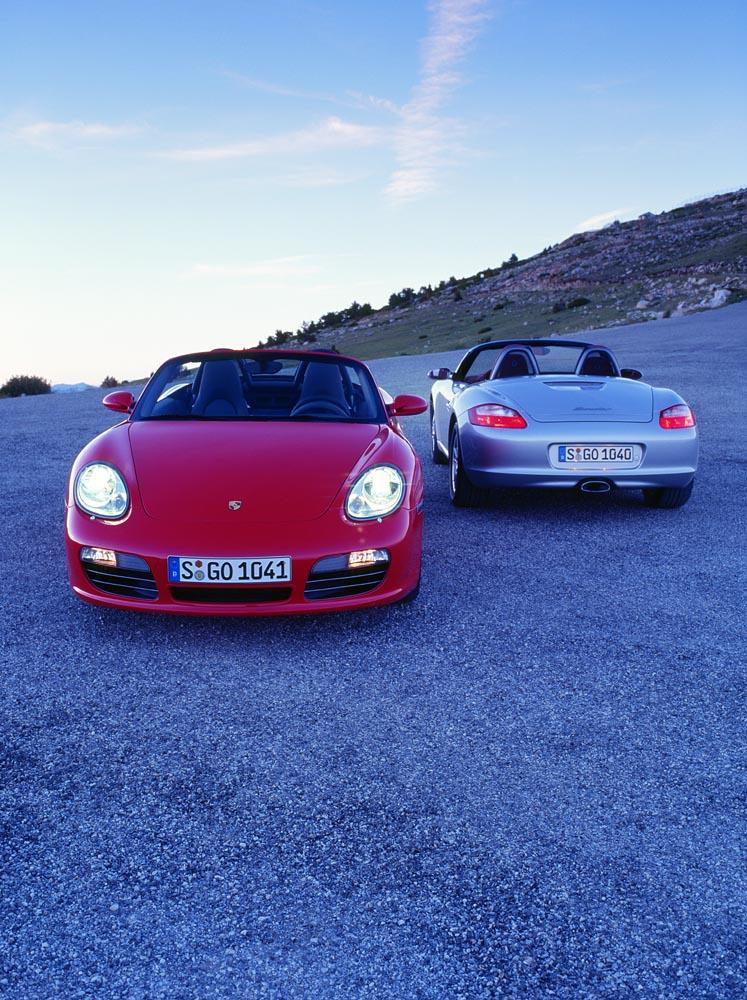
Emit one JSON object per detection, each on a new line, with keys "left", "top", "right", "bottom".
{"left": 1, "top": 304, "right": 745, "bottom": 999}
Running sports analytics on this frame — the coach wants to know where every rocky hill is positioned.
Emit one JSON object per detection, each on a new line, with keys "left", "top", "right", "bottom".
{"left": 303, "top": 188, "right": 747, "bottom": 358}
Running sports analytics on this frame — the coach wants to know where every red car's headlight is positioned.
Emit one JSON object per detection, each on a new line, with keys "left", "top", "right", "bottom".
{"left": 345, "top": 465, "right": 405, "bottom": 521}
{"left": 75, "top": 462, "right": 129, "bottom": 519}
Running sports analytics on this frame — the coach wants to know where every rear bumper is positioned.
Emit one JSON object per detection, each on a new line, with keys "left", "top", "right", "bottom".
{"left": 461, "top": 421, "right": 698, "bottom": 490}
{"left": 66, "top": 504, "right": 423, "bottom": 615}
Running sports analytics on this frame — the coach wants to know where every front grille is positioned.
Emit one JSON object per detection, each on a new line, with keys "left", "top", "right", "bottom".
{"left": 305, "top": 554, "right": 388, "bottom": 601}
{"left": 170, "top": 586, "right": 292, "bottom": 604}
{"left": 82, "top": 555, "right": 158, "bottom": 600}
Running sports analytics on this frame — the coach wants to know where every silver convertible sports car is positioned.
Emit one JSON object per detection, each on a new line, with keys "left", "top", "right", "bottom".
{"left": 428, "top": 339, "right": 698, "bottom": 508}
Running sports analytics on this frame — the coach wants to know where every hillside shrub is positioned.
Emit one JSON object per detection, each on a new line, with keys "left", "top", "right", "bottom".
{"left": 0, "top": 375, "right": 51, "bottom": 397}
{"left": 101, "top": 375, "right": 119, "bottom": 388}
{"left": 567, "top": 296, "right": 591, "bottom": 309}
{"left": 388, "top": 288, "right": 416, "bottom": 310}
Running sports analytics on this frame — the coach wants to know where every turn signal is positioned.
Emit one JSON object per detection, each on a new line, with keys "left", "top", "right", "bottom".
{"left": 659, "top": 404, "right": 695, "bottom": 429}
{"left": 80, "top": 547, "right": 117, "bottom": 566}
{"left": 348, "top": 549, "right": 389, "bottom": 568}
{"left": 468, "top": 404, "right": 527, "bottom": 429}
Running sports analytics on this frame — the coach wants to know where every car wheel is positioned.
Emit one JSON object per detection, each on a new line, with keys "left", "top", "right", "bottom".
{"left": 449, "top": 426, "right": 486, "bottom": 507}
{"left": 399, "top": 573, "right": 421, "bottom": 604}
{"left": 642, "top": 479, "right": 694, "bottom": 509}
{"left": 430, "top": 405, "right": 448, "bottom": 464}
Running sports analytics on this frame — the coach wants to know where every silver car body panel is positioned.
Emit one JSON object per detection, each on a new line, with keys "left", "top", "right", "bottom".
{"left": 431, "top": 351, "right": 698, "bottom": 490}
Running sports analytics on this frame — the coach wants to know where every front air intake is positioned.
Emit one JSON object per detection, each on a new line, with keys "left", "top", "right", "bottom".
{"left": 305, "top": 554, "right": 388, "bottom": 601}
{"left": 170, "top": 586, "right": 292, "bottom": 604}
{"left": 81, "top": 552, "right": 158, "bottom": 600}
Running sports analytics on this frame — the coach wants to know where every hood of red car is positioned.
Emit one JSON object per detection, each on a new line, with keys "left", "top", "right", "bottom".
{"left": 128, "top": 420, "right": 383, "bottom": 523}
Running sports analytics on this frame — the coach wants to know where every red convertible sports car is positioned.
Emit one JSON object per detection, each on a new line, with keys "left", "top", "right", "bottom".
{"left": 66, "top": 349, "right": 427, "bottom": 615}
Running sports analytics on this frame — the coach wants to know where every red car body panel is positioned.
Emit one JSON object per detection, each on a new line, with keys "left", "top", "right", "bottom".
{"left": 65, "top": 351, "right": 424, "bottom": 615}
{"left": 129, "top": 421, "right": 384, "bottom": 523}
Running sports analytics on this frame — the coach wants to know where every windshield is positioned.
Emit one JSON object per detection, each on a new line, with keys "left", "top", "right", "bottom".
{"left": 134, "top": 352, "right": 386, "bottom": 423}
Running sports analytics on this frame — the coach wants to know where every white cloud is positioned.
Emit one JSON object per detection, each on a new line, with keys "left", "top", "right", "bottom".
{"left": 343, "top": 91, "right": 401, "bottom": 115}
{"left": 574, "top": 207, "right": 634, "bottom": 232}
{"left": 162, "top": 116, "right": 385, "bottom": 162}
{"left": 187, "top": 256, "right": 322, "bottom": 280}
{"left": 14, "top": 120, "right": 142, "bottom": 144}
{"left": 223, "top": 71, "right": 400, "bottom": 115}
{"left": 221, "top": 72, "right": 339, "bottom": 104}
{"left": 277, "top": 166, "right": 370, "bottom": 188}
{"left": 385, "top": 0, "right": 491, "bottom": 202}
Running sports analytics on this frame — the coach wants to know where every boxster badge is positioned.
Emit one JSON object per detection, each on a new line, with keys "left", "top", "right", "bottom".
{"left": 228, "top": 500, "right": 242, "bottom": 511}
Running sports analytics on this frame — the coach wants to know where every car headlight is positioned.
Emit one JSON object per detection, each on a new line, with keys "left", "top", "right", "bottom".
{"left": 75, "top": 462, "right": 129, "bottom": 518}
{"left": 345, "top": 464, "right": 405, "bottom": 521}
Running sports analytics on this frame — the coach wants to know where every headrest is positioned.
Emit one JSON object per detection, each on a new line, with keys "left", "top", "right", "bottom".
{"left": 298, "top": 363, "right": 346, "bottom": 402}
{"left": 578, "top": 351, "right": 617, "bottom": 377}
{"left": 193, "top": 360, "right": 247, "bottom": 415}
{"left": 496, "top": 351, "right": 531, "bottom": 378}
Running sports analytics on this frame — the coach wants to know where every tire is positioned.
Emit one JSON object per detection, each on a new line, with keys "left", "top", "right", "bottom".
{"left": 449, "top": 425, "right": 487, "bottom": 507}
{"left": 399, "top": 573, "right": 421, "bottom": 604}
{"left": 642, "top": 479, "right": 694, "bottom": 509}
{"left": 430, "top": 405, "right": 448, "bottom": 464}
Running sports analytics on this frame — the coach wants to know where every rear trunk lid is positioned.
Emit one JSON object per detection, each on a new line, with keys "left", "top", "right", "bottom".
{"left": 491, "top": 376, "right": 653, "bottom": 423}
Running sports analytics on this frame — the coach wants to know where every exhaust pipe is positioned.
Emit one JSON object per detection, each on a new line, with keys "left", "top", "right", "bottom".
{"left": 580, "top": 480, "right": 611, "bottom": 494}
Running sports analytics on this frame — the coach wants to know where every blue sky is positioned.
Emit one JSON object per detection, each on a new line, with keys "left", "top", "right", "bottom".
{"left": 2, "top": 0, "right": 745, "bottom": 383}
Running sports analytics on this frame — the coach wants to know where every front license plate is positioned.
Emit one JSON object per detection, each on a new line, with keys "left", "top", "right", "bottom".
{"left": 556, "top": 444, "right": 641, "bottom": 467}
{"left": 168, "top": 556, "right": 292, "bottom": 585}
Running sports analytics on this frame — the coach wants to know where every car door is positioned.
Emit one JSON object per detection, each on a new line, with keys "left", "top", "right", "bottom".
{"left": 441, "top": 346, "right": 506, "bottom": 442}
{"left": 433, "top": 376, "right": 456, "bottom": 448}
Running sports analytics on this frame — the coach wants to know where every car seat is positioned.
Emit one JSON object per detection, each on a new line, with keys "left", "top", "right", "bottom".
{"left": 495, "top": 351, "right": 532, "bottom": 378}
{"left": 578, "top": 351, "right": 617, "bottom": 377}
{"left": 192, "top": 361, "right": 250, "bottom": 416}
{"left": 290, "top": 363, "right": 350, "bottom": 418}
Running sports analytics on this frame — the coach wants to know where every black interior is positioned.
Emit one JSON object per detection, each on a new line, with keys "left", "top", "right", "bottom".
{"left": 192, "top": 360, "right": 250, "bottom": 417}
{"left": 495, "top": 351, "right": 532, "bottom": 378}
{"left": 577, "top": 351, "right": 617, "bottom": 377}
{"left": 146, "top": 357, "right": 375, "bottom": 421}
{"left": 290, "top": 363, "right": 350, "bottom": 418}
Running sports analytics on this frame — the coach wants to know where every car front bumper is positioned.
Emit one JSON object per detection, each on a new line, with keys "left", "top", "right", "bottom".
{"left": 460, "top": 420, "right": 698, "bottom": 489}
{"left": 66, "top": 503, "right": 423, "bottom": 615}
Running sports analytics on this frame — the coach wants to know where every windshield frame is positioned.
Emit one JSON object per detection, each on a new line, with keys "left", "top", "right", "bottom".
{"left": 132, "top": 350, "right": 388, "bottom": 425}
{"left": 454, "top": 339, "right": 596, "bottom": 381}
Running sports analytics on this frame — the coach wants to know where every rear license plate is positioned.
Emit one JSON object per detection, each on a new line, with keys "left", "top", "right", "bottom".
{"left": 556, "top": 444, "right": 641, "bottom": 467}
{"left": 168, "top": 556, "right": 292, "bottom": 585}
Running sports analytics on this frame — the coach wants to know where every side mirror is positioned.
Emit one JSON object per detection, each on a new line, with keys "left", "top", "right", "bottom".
{"left": 103, "top": 390, "right": 135, "bottom": 413}
{"left": 620, "top": 368, "right": 642, "bottom": 381}
{"left": 427, "top": 367, "right": 453, "bottom": 380}
{"left": 388, "top": 394, "right": 428, "bottom": 417}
